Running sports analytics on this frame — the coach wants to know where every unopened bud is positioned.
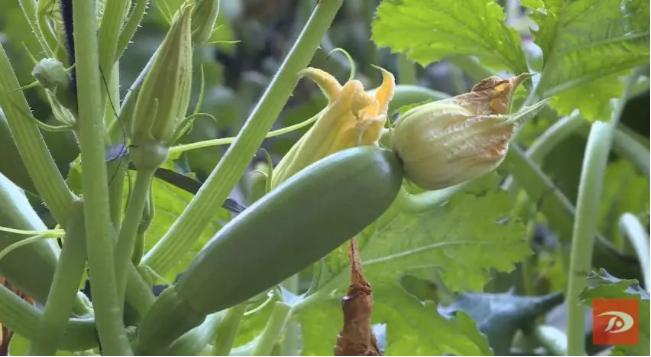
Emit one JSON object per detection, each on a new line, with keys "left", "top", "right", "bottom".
{"left": 192, "top": 0, "right": 219, "bottom": 44}
{"left": 32, "top": 58, "right": 69, "bottom": 90}
{"left": 32, "top": 58, "right": 77, "bottom": 112}
{"left": 131, "top": 4, "right": 193, "bottom": 148}
{"left": 392, "top": 74, "right": 529, "bottom": 190}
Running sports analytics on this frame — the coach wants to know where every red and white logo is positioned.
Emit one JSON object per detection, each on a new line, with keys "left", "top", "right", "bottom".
{"left": 592, "top": 298, "right": 639, "bottom": 345}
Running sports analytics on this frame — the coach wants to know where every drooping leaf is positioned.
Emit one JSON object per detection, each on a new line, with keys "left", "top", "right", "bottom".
{"left": 523, "top": 0, "right": 649, "bottom": 120}
{"left": 580, "top": 269, "right": 650, "bottom": 356}
{"left": 440, "top": 291, "right": 564, "bottom": 354}
{"left": 372, "top": 0, "right": 528, "bottom": 73}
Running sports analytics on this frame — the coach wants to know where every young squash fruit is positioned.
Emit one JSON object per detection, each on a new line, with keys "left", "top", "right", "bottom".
{"left": 136, "top": 146, "right": 403, "bottom": 352}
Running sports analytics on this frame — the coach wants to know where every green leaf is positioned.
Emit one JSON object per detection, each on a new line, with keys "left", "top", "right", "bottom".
{"left": 441, "top": 291, "right": 563, "bottom": 354}
{"left": 548, "top": 74, "right": 624, "bottom": 122}
{"left": 298, "top": 282, "right": 492, "bottom": 355}
{"left": 372, "top": 0, "right": 528, "bottom": 73}
{"left": 580, "top": 269, "right": 649, "bottom": 356}
{"left": 315, "top": 188, "right": 529, "bottom": 294}
{"left": 523, "top": 0, "right": 649, "bottom": 118}
{"left": 364, "top": 190, "right": 529, "bottom": 291}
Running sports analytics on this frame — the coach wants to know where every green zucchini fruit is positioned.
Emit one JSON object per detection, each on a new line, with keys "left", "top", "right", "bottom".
{"left": 137, "top": 146, "right": 403, "bottom": 352}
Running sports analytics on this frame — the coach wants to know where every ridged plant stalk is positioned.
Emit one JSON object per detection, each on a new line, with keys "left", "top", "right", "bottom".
{"left": 115, "top": 169, "right": 155, "bottom": 308}
{"left": 0, "top": 284, "right": 98, "bottom": 351}
{"left": 72, "top": 0, "right": 131, "bottom": 353}
{"left": 0, "top": 44, "right": 76, "bottom": 226}
{"left": 251, "top": 302, "right": 292, "bottom": 356}
{"left": 212, "top": 304, "right": 248, "bottom": 355}
{"left": 29, "top": 202, "right": 87, "bottom": 355}
{"left": 142, "top": 0, "right": 344, "bottom": 275}
{"left": 566, "top": 73, "right": 636, "bottom": 355}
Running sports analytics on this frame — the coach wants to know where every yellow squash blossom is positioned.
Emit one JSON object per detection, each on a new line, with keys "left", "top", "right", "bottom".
{"left": 271, "top": 67, "right": 395, "bottom": 187}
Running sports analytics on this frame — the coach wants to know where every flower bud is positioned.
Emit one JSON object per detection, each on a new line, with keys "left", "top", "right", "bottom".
{"left": 32, "top": 58, "right": 77, "bottom": 112}
{"left": 131, "top": 4, "right": 193, "bottom": 148}
{"left": 392, "top": 74, "right": 529, "bottom": 190}
{"left": 32, "top": 58, "right": 69, "bottom": 91}
{"left": 192, "top": 0, "right": 219, "bottom": 44}
{"left": 271, "top": 67, "right": 395, "bottom": 187}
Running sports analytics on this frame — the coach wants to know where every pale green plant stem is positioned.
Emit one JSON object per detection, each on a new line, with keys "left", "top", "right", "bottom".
{"left": 125, "top": 264, "right": 156, "bottom": 315}
{"left": 168, "top": 311, "right": 227, "bottom": 355}
{"left": 0, "top": 44, "right": 76, "bottom": 226}
{"left": 29, "top": 203, "right": 87, "bottom": 355}
{"left": 142, "top": 0, "right": 344, "bottom": 275}
{"left": 98, "top": 0, "right": 130, "bottom": 78}
{"left": 0, "top": 284, "right": 99, "bottom": 351}
{"left": 115, "top": 169, "right": 155, "bottom": 309}
{"left": 36, "top": 6, "right": 60, "bottom": 57}
{"left": 108, "top": 158, "right": 128, "bottom": 230}
{"left": 212, "top": 304, "right": 247, "bottom": 355}
{"left": 527, "top": 113, "right": 584, "bottom": 163}
{"left": 18, "top": 0, "right": 54, "bottom": 57}
{"left": 168, "top": 113, "right": 320, "bottom": 156}
{"left": 566, "top": 74, "right": 635, "bottom": 355}
{"left": 603, "top": 127, "right": 649, "bottom": 179}
{"left": 251, "top": 302, "right": 292, "bottom": 356}
{"left": 535, "top": 325, "right": 567, "bottom": 356}
{"left": 618, "top": 213, "right": 650, "bottom": 290}
{"left": 397, "top": 54, "right": 417, "bottom": 85}
{"left": 72, "top": 0, "right": 131, "bottom": 353}
{"left": 116, "top": 0, "right": 150, "bottom": 59}
{"left": 525, "top": 112, "right": 649, "bottom": 179}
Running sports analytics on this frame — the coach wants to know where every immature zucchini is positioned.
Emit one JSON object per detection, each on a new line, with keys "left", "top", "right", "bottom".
{"left": 137, "top": 146, "right": 403, "bottom": 352}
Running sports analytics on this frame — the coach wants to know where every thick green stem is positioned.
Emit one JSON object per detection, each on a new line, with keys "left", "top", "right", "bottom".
{"left": 618, "top": 213, "right": 650, "bottom": 290}
{"left": 609, "top": 128, "right": 649, "bottom": 179}
{"left": 18, "top": 0, "right": 55, "bottom": 56}
{"left": 116, "top": 0, "right": 150, "bottom": 59}
{"left": 566, "top": 75, "right": 634, "bottom": 355}
{"left": 29, "top": 202, "right": 87, "bottom": 355}
{"left": 535, "top": 325, "right": 567, "bottom": 356}
{"left": 0, "top": 44, "right": 76, "bottom": 226}
{"left": 0, "top": 284, "right": 98, "bottom": 351}
{"left": 142, "top": 0, "right": 344, "bottom": 275}
{"left": 0, "top": 172, "right": 60, "bottom": 301}
{"left": 212, "top": 304, "right": 247, "bottom": 355}
{"left": 115, "top": 169, "right": 155, "bottom": 309}
{"left": 108, "top": 158, "right": 127, "bottom": 230}
{"left": 251, "top": 302, "right": 292, "bottom": 356}
{"left": 72, "top": 0, "right": 131, "bottom": 353}
{"left": 397, "top": 54, "right": 417, "bottom": 85}
{"left": 124, "top": 264, "right": 156, "bottom": 318}
{"left": 168, "top": 311, "right": 227, "bottom": 355}
{"left": 98, "top": 0, "right": 129, "bottom": 77}
{"left": 527, "top": 113, "right": 583, "bottom": 164}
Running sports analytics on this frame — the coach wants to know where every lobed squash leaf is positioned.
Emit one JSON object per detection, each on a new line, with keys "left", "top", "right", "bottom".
{"left": 522, "top": 0, "right": 649, "bottom": 120}
{"left": 371, "top": 0, "right": 528, "bottom": 74}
